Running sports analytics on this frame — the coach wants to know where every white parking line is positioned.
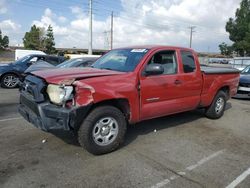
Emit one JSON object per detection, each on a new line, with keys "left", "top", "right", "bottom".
{"left": 0, "top": 117, "right": 22, "bottom": 122}
{"left": 151, "top": 150, "right": 224, "bottom": 188}
{"left": 186, "top": 150, "right": 224, "bottom": 171}
{"left": 225, "top": 167, "right": 250, "bottom": 188}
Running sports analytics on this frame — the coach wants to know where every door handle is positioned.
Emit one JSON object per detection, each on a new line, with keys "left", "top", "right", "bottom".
{"left": 174, "top": 80, "right": 182, "bottom": 85}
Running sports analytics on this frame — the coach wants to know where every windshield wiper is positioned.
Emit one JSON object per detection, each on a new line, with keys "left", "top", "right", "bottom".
{"left": 100, "top": 67, "right": 113, "bottom": 70}
{"left": 100, "top": 67, "right": 124, "bottom": 72}
{"left": 91, "top": 66, "right": 124, "bottom": 72}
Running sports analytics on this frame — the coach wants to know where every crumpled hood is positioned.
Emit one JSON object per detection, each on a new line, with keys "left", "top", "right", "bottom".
{"left": 32, "top": 67, "right": 125, "bottom": 84}
{"left": 240, "top": 74, "right": 250, "bottom": 83}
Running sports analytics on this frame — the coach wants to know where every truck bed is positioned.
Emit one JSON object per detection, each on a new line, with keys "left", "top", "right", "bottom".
{"left": 201, "top": 66, "right": 240, "bottom": 74}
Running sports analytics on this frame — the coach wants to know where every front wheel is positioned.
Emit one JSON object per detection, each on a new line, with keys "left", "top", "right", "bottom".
{"left": 78, "top": 106, "right": 127, "bottom": 155}
{"left": 1, "top": 73, "right": 19, "bottom": 88}
{"left": 205, "top": 91, "right": 227, "bottom": 119}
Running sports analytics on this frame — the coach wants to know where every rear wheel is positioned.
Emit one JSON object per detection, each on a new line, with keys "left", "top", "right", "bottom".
{"left": 78, "top": 106, "right": 127, "bottom": 155}
{"left": 1, "top": 73, "right": 19, "bottom": 88}
{"left": 205, "top": 91, "right": 227, "bottom": 119}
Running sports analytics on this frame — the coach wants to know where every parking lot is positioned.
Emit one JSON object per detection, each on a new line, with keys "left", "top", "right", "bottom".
{"left": 0, "top": 88, "right": 249, "bottom": 188}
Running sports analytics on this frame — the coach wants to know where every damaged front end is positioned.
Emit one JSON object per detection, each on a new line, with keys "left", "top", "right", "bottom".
{"left": 18, "top": 76, "right": 94, "bottom": 131}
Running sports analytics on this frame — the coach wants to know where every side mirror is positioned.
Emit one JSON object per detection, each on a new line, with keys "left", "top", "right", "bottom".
{"left": 144, "top": 64, "right": 164, "bottom": 76}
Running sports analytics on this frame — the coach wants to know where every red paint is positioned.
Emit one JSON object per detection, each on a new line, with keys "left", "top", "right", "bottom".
{"left": 33, "top": 46, "right": 240, "bottom": 124}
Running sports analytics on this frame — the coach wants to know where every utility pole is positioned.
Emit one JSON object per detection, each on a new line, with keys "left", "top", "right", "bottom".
{"left": 189, "top": 26, "right": 196, "bottom": 48}
{"left": 103, "top": 31, "right": 110, "bottom": 49}
{"left": 110, "top": 11, "right": 113, "bottom": 50}
{"left": 88, "top": 0, "right": 93, "bottom": 55}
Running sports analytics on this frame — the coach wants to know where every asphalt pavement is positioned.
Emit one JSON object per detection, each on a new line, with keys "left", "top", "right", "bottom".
{"left": 0, "top": 88, "right": 250, "bottom": 188}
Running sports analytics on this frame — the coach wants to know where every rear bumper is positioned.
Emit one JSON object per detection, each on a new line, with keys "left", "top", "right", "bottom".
{"left": 18, "top": 94, "right": 92, "bottom": 131}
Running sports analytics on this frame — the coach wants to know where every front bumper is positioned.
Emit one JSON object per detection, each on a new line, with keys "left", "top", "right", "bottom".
{"left": 18, "top": 94, "right": 92, "bottom": 131}
{"left": 237, "top": 86, "right": 250, "bottom": 96}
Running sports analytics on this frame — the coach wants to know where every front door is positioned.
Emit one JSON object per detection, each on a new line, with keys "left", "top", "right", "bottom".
{"left": 139, "top": 49, "right": 202, "bottom": 120}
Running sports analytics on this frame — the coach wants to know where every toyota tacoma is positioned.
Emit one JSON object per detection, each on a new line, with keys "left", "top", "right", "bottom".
{"left": 18, "top": 46, "right": 240, "bottom": 154}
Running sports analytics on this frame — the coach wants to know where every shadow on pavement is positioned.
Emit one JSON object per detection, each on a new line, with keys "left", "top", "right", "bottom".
{"left": 48, "top": 102, "right": 232, "bottom": 149}
{"left": 0, "top": 103, "right": 19, "bottom": 119}
{"left": 50, "top": 130, "right": 80, "bottom": 146}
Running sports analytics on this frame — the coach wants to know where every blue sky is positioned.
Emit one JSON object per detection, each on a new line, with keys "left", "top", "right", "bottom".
{"left": 1, "top": 0, "right": 123, "bottom": 43}
{"left": 2, "top": 0, "right": 122, "bottom": 22}
{"left": 0, "top": 0, "right": 242, "bottom": 52}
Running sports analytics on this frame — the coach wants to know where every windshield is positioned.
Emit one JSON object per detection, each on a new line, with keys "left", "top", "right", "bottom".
{"left": 91, "top": 48, "right": 149, "bottom": 72}
{"left": 57, "top": 58, "right": 82, "bottom": 68}
{"left": 241, "top": 66, "right": 250, "bottom": 74}
{"left": 14, "top": 56, "right": 31, "bottom": 65}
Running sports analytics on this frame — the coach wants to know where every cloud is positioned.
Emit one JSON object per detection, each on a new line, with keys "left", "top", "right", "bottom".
{"left": 0, "top": 19, "right": 21, "bottom": 31}
{"left": 58, "top": 16, "right": 67, "bottom": 23}
{"left": 116, "top": 0, "right": 241, "bottom": 51}
{"left": 31, "top": 7, "right": 108, "bottom": 48}
{"left": 0, "top": 0, "right": 7, "bottom": 14}
{"left": 70, "top": 6, "right": 87, "bottom": 18}
{"left": 0, "top": 19, "right": 22, "bottom": 46}
{"left": 26, "top": 0, "right": 242, "bottom": 51}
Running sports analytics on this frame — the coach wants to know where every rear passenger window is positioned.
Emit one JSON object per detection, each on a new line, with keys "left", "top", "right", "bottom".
{"left": 181, "top": 51, "right": 196, "bottom": 73}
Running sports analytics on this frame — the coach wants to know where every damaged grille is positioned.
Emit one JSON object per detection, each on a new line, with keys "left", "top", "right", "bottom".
{"left": 20, "top": 75, "right": 47, "bottom": 102}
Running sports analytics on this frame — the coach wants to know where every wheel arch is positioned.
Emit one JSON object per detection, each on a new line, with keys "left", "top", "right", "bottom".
{"left": 90, "top": 98, "right": 130, "bottom": 121}
{"left": 218, "top": 85, "right": 230, "bottom": 100}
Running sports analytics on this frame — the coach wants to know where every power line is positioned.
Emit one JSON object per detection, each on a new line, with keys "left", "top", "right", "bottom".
{"left": 15, "top": 0, "right": 215, "bottom": 36}
{"left": 11, "top": 0, "right": 229, "bottom": 49}
{"left": 92, "top": 0, "right": 227, "bottom": 35}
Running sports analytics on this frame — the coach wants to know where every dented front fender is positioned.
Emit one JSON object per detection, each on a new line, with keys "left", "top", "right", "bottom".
{"left": 73, "top": 81, "right": 95, "bottom": 106}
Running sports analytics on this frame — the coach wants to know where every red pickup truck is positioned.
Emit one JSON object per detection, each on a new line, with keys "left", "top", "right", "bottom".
{"left": 19, "top": 46, "right": 240, "bottom": 154}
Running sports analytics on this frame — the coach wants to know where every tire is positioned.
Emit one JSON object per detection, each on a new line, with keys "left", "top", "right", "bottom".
{"left": 78, "top": 105, "right": 127, "bottom": 155}
{"left": 205, "top": 91, "right": 227, "bottom": 119}
{"left": 1, "top": 73, "right": 19, "bottom": 88}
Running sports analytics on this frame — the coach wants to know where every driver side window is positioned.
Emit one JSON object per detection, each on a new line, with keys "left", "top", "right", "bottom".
{"left": 148, "top": 50, "right": 177, "bottom": 75}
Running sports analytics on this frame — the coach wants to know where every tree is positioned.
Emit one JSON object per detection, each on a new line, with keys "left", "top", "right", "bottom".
{"left": 23, "top": 25, "right": 45, "bottom": 50}
{"left": 219, "top": 42, "right": 233, "bottom": 56}
{"left": 0, "top": 30, "right": 2, "bottom": 45}
{"left": 44, "top": 25, "right": 56, "bottom": 54}
{"left": 0, "top": 29, "right": 9, "bottom": 50}
{"left": 225, "top": 0, "right": 250, "bottom": 56}
{"left": 2, "top": 36, "right": 9, "bottom": 48}
{"left": 23, "top": 25, "right": 56, "bottom": 53}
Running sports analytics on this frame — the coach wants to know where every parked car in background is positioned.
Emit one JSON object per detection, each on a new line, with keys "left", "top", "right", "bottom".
{"left": 209, "top": 58, "right": 229, "bottom": 64}
{"left": 57, "top": 57, "right": 98, "bottom": 68}
{"left": 237, "top": 65, "right": 250, "bottom": 97}
{"left": 220, "top": 59, "right": 229, "bottom": 64}
{"left": 64, "top": 54, "right": 101, "bottom": 59}
{"left": 0, "top": 54, "right": 66, "bottom": 88}
{"left": 24, "top": 57, "right": 98, "bottom": 73}
{"left": 15, "top": 49, "right": 46, "bottom": 60}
